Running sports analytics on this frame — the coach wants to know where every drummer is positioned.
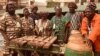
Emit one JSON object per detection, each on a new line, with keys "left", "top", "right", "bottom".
{"left": 21, "top": 8, "right": 35, "bottom": 36}
{"left": 35, "top": 12, "right": 52, "bottom": 36}
{"left": 64, "top": 2, "right": 82, "bottom": 43}
{"left": 87, "top": 2, "right": 96, "bottom": 11}
{"left": 0, "top": 1, "right": 21, "bottom": 56}
{"left": 81, "top": 5, "right": 100, "bottom": 56}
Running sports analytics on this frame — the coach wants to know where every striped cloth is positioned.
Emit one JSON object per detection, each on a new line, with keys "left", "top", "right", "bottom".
{"left": 65, "top": 12, "right": 81, "bottom": 30}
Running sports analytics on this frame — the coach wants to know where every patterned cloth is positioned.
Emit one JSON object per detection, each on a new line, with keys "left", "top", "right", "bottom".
{"left": 65, "top": 12, "right": 81, "bottom": 31}
{"left": 0, "top": 12, "right": 22, "bottom": 40}
{"left": 51, "top": 15, "right": 66, "bottom": 42}
{"left": 21, "top": 17, "right": 35, "bottom": 36}
{"left": 35, "top": 19, "right": 52, "bottom": 36}
{"left": 0, "top": 12, "right": 22, "bottom": 54}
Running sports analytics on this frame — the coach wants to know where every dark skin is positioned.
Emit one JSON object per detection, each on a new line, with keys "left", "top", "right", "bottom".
{"left": 64, "top": 5, "right": 76, "bottom": 43}
{"left": 55, "top": 8, "right": 62, "bottom": 18}
{"left": 7, "top": 4, "right": 16, "bottom": 16}
{"left": 40, "top": 12, "right": 49, "bottom": 20}
{"left": 84, "top": 8, "right": 95, "bottom": 27}
{"left": 69, "top": 6, "right": 76, "bottom": 14}
{"left": 84, "top": 8, "right": 95, "bottom": 52}
{"left": 23, "top": 9, "right": 30, "bottom": 18}
{"left": 32, "top": 7, "right": 38, "bottom": 14}
{"left": 83, "top": 8, "right": 95, "bottom": 36}
{"left": 0, "top": 4, "right": 16, "bottom": 45}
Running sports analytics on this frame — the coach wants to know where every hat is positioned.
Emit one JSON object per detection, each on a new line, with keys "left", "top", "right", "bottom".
{"left": 68, "top": 2, "right": 77, "bottom": 9}
{"left": 87, "top": 2, "right": 96, "bottom": 10}
{"left": 7, "top": 1, "right": 15, "bottom": 5}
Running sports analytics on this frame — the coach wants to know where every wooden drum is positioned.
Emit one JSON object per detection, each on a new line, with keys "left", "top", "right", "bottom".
{"left": 64, "top": 30, "right": 93, "bottom": 56}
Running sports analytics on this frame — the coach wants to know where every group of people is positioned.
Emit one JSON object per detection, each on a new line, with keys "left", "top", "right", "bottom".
{"left": 0, "top": 1, "right": 100, "bottom": 56}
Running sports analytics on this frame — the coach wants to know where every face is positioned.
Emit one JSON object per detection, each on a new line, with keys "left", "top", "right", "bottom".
{"left": 7, "top": 4, "right": 16, "bottom": 14}
{"left": 32, "top": 7, "right": 38, "bottom": 13}
{"left": 23, "top": 9, "right": 30, "bottom": 16}
{"left": 55, "top": 8, "right": 62, "bottom": 16}
{"left": 69, "top": 6, "right": 75, "bottom": 13}
{"left": 84, "top": 8, "right": 95, "bottom": 18}
{"left": 40, "top": 12, "right": 48, "bottom": 19}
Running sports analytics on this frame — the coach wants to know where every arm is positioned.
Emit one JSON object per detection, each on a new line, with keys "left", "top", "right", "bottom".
{"left": 0, "top": 19, "right": 10, "bottom": 46}
{"left": 0, "top": 30, "right": 9, "bottom": 42}
{"left": 63, "top": 16, "right": 70, "bottom": 43}
{"left": 88, "top": 22, "right": 100, "bottom": 43}
{"left": 80, "top": 18, "right": 88, "bottom": 36}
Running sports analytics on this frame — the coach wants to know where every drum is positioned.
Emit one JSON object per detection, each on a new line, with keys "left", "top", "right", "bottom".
{"left": 65, "top": 47, "right": 93, "bottom": 56}
{"left": 64, "top": 30, "right": 93, "bottom": 56}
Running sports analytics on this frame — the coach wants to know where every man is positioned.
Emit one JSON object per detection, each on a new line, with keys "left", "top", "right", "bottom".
{"left": 51, "top": 6, "right": 65, "bottom": 43}
{"left": 0, "top": 1, "right": 21, "bottom": 56}
{"left": 30, "top": 5, "right": 39, "bottom": 25}
{"left": 64, "top": 2, "right": 82, "bottom": 43}
{"left": 81, "top": 6, "right": 100, "bottom": 56}
{"left": 21, "top": 8, "right": 35, "bottom": 36}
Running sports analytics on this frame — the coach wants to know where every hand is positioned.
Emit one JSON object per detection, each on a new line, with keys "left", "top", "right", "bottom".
{"left": 4, "top": 40, "right": 10, "bottom": 46}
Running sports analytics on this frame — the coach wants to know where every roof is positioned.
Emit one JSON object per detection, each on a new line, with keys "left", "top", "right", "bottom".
{"left": 16, "top": 3, "right": 100, "bottom": 14}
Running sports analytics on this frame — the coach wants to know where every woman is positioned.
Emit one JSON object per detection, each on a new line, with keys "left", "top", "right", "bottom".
{"left": 81, "top": 6, "right": 100, "bottom": 56}
{"left": 65, "top": 2, "right": 81, "bottom": 31}
{"left": 51, "top": 6, "right": 65, "bottom": 43}
{"left": 64, "top": 2, "right": 82, "bottom": 43}
{"left": 35, "top": 12, "right": 52, "bottom": 36}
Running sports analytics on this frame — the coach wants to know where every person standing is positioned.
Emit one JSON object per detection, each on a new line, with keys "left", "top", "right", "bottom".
{"left": 21, "top": 8, "right": 35, "bottom": 36}
{"left": 81, "top": 6, "right": 100, "bottom": 56}
{"left": 51, "top": 6, "right": 65, "bottom": 43}
{"left": 30, "top": 5, "right": 39, "bottom": 25}
{"left": 20, "top": 8, "right": 35, "bottom": 56}
{"left": 0, "top": 1, "right": 21, "bottom": 56}
{"left": 35, "top": 12, "right": 52, "bottom": 36}
{"left": 64, "top": 2, "right": 82, "bottom": 43}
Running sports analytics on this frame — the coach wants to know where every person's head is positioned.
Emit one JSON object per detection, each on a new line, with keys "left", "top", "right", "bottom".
{"left": 54, "top": 6, "right": 62, "bottom": 16}
{"left": 84, "top": 7, "right": 95, "bottom": 20}
{"left": 6, "top": 1, "right": 16, "bottom": 15}
{"left": 31, "top": 5, "right": 38, "bottom": 14}
{"left": 23, "top": 8, "right": 30, "bottom": 17}
{"left": 87, "top": 2, "right": 96, "bottom": 10}
{"left": 39, "top": 12, "right": 49, "bottom": 19}
{"left": 90, "top": 0, "right": 94, "bottom": 2}
{"left": 68, "top": 2, "right": 77, "bottom": 13}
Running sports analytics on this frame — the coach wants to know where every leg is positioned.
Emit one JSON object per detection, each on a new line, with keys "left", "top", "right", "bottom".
{"left": 12, "top": 50, "right": 18, "bottom": 56}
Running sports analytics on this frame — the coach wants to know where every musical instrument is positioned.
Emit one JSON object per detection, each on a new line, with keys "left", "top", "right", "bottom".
{"left": 65, "top": 30, "right": 93, "bottom": 56}
{"left": 11, "top": 35, "right": 57, "bottom": 49}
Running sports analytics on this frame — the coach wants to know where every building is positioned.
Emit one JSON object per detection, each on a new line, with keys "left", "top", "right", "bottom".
{"left": 0, "top": 0, "right": 100, "bottom": 9}
{"left": 0, "top": 0, "right": 7, "bottom": 5}
{"left": 0, "top": 0, "right": 7, "bottom": 9}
